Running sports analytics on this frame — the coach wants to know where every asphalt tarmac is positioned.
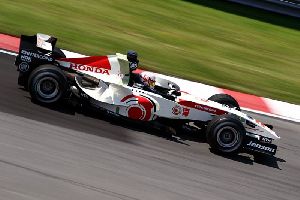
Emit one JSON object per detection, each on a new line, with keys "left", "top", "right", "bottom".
{"left": 0, "top": 52, "right": 299, "bottom": 200}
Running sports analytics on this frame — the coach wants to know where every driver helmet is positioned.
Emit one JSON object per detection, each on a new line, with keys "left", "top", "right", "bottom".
{"left": 142, "top": 73, "right": 156, "bottom": 89}
{"left": 127, "top": 50, "right": 139, "bottom": 71}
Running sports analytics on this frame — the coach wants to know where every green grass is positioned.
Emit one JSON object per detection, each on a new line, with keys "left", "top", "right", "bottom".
{"left": 0, "top": 0, "right": 299, "bottom": 104}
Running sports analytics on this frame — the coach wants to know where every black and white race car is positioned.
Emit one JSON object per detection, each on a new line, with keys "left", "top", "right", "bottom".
{"left": 15, "top": 33, "right": 280, "bottom": 156}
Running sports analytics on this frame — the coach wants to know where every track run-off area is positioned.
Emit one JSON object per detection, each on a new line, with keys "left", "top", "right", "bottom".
{"left": 0, "top": 51, "right": 299, "bottom": 200}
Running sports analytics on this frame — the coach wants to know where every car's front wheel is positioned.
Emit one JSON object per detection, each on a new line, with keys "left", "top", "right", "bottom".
{"left": 206, "top": 114, "right": 245, "bottom": 154}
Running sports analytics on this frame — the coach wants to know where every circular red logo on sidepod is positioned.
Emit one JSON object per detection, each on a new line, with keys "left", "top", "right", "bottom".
{"left": 121, "top": 95, "right": 155, "bottom": 121}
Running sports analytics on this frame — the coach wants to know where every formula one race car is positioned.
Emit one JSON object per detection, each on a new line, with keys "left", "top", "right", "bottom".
{"left": 15, "top": 34, "right": 280, "bottom": 156}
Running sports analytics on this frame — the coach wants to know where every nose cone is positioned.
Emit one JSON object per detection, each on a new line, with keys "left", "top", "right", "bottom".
{"left": 265, "top": 125, "right": 280, "bottom": 140}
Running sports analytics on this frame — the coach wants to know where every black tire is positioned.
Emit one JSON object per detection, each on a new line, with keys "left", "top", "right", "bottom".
{"left": 52, "top": 47, "right": 66, "bottom": 59}
{"left": 208, "top": 94, "right": 240, "bottom": 111}
{"left": 28, "top": 64, "right": 68, "bottom": 104}
{"left": 206, "top": 114, "right": 245, "bottom": 154}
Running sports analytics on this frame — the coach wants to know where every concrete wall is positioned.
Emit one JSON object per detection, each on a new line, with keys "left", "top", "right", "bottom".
{"left": 227, "top": 0, "right": 300, "bottom": 18}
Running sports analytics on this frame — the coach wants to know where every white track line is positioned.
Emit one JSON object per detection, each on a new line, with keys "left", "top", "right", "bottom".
{"left": 241, "top": 107, "right": 300, "bottom": 123}
{"left": 0, "top": 49, "right": 18, "bottom": 56}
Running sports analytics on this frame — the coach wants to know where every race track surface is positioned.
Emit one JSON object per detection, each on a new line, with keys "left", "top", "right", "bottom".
{"left": 0, "top": 52, "right": 299, "bottom": 200}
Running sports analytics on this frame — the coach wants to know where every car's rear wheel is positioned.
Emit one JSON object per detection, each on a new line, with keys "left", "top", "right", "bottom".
{"left": 28, "top": 64, "right": 68, "bottom": 104}
{"left": 206, "top": 114, "right": 245, "bottom": 154}
{"left": 208, "top": 94, "right": 240, "bottom": 111}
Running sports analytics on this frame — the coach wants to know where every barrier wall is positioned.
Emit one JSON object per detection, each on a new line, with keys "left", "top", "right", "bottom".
{"left": 227, "top": 0, "right": 300, "bottom": 18}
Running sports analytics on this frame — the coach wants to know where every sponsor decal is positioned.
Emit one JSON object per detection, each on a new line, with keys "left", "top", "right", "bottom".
{"left": 182, "top": 107, "right": 190, "bottom": 117}
{"left": 172, "top": 105, "right": 190, "bottom": 116}
{"left": 178, "top": 100, "right": 226, "bottom": 115}
{"left": 197, "top": 105, "right": 219, "bottom": 113}
{"left": 36, "top": 37, "right": 49, "bottom": 49}
{"left": 37, "top": 37, "right": 44, "bottom": 47}
{"left": 260, "top": 136, "right": 272, "bottom": 144}
{"left": 59, "top": 56, "right": 111, "bottom": 69}
{"left": 172, "top": 105, "right": 182, "bottom": 115}
{"left": 70, "top": 63, "right": 110, "bottom": 75}
{"left": 21, "top": 50, "right": 53, "bottom": 62}
{"left": 246, "top": 140, "right": 275, "bottom": 153}
{"left": 20, "top": 55, "right": 31, "bottom": 62}
{"left": 59, "top": 56, "right": 112, "bottom": 75}
{"left": 18, "top": 62, "right": 29, "bottom": 72}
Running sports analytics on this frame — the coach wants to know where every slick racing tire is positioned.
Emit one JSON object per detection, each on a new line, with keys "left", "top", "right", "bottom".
{"left": 206, "top": 114, "right": 245, "bottom": 154}
{"left": 28, "top": 64, "right": 68, "bottom": 104}
{"left": 208, "top": 94, "right": 240, "bottom": 111}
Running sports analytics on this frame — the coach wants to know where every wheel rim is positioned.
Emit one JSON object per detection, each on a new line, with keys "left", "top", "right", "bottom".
{"left": 216, "top": 126, "right": 240, "bottom": 148}
{"left": 36, "top": 77, "right": 59, "bottom": 99}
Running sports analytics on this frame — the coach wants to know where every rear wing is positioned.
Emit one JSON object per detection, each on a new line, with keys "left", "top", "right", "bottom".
{"left": 19, "top": 33, "right": 57, "bottom": 52}
{"left": 15, "top": 33, "right": 58, "bottom": 73}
